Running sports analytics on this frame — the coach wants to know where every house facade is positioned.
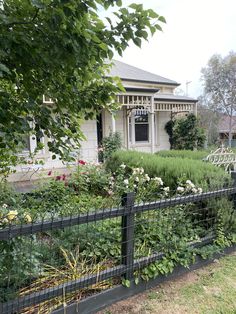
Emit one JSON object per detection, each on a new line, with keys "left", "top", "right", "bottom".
{"left": 9, "top": 60, "right": 197, "bottom": 182}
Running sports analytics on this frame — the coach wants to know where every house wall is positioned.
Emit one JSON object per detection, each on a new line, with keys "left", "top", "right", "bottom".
{"left": 7, "top": 119, "right": 98, "bottom": 183}
{"left": 156, "top": 111, "right": 171, "bottom": 150}
{"left": 80, "top": 119, "right": 98, "bottom": 161}
{"left": 103, "top": 109, "right": 126, "bottom": 147}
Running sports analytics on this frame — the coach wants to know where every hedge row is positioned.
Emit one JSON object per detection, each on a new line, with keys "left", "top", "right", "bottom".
{"left": 156, "top": 150, "right": 209, "bottom": 160}
{"left": 106, "top": 150, "right": 231, "bottom": 190}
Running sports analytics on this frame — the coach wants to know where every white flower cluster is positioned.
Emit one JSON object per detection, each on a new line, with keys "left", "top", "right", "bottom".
{"left": 152, "top": 177, "right": 163, "bottom": 186}
{"left": 144, "top": 174, "right": 150, "bottom": 182}
{"left": 132, "top": 167, "right": 144, "bottom": 175}
{"left": 163, "top": 186, "right": 170, "bottom": 195}
{"left": 177, "top": 180, "right": 203, "bottom": 195}
{"left": 124, "top": 179, "right": 129, "bottom": 186}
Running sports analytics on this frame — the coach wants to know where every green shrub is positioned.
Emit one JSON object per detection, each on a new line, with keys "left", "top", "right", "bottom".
{"left": 99, "top": 131, "right": 122, "bottom": 161}
{"left": 70, "top": 163, "right": 111, "bottom": 197}
{"left": 156, "top": 150, "right": 209, "bottom": 160}
{"left": 165, "top": 114, "right": 206, "bottom": 150}
{"left": 106, "top": 150, "right": 231, "bottom": 190}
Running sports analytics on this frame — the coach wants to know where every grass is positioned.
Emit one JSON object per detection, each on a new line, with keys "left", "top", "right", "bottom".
{"left": 101, "top": 252, "right": 236, "bottom": 314}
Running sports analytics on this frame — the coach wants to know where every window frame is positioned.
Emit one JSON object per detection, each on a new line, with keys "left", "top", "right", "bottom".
{"left": 129, "top": 109, "right": 150, "bottom": 145}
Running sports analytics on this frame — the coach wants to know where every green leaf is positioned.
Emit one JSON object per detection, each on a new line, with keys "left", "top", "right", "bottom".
{"left": 158, "top": 16, "right": 167, "bottom": 23}
{"left": 150, "top": 26, "right": 156, "bottom": 35}
{"left": 123, "top": 279, "right": 130, "bottom": 288}
{"left": 133, "top": 37, "right": 142, "bottom": 48}
{"left": 155, "top": 24, "right": 163, "bottom": 31}
{"left": 0, "top": 63, "right": 10, "bottom": 75}
{"left": 148, "top": 10, "right": 159, "bottom": 19}
{"left": 99, "top": 42, "right": 108, "bottom": 51}
{"left": 129, "top": 3, "right": 143, "bottom": 11}
{"left": 117, "top": 0, "right": 122, "bottom": 7}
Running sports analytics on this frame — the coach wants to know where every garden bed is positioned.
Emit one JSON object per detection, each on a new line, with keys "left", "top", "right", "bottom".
{"left": 0, "top": 152, "right": 236, "bottom": 313}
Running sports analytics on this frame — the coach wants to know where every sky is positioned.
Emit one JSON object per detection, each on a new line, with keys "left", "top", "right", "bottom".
{"left": 107, "top": 0, "right": 236, "bottom": 98}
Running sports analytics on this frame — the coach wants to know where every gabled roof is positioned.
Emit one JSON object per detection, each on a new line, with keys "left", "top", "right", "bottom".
{"left": 108, "top": 60, "right": 180, "bottom": 86}
{"left": 155, "top": 93, "right": 197, "bottom": 103}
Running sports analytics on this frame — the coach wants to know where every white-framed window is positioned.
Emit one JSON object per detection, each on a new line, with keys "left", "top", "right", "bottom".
{"left": 43, "top": 95, "right": 54, "bottom": 104}
{"left": 129, "top": 109, "right": 150, "bottom": 144}
{"left": 20, "top": 134, "right": 45, "bottom": 155}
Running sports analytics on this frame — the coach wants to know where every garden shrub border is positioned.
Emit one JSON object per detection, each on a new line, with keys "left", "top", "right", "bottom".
{"left": 52, "top": 244, "right": 236, "bottom": 314}
{"left": 107, "top": 150, "right": 231, "bottom": 189}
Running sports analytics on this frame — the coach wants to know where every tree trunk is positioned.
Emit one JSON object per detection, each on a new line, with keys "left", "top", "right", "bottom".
{"left": 229, "top": 109, "right": 233, "bottom": 148}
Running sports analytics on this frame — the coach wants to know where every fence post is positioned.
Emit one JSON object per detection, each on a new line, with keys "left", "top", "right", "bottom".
{"left": 121, "top": 192, "right": 135, "bottom": 280}
{"left": 231, "top": 171, "right": 236, "bottom": 185}
{"left": 231, "top": 171, "right": 236, "bottom": 208}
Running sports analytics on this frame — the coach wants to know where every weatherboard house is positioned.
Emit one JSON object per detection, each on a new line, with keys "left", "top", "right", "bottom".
{"left": 10, "top": 60, "right": 197, "bottom": 182}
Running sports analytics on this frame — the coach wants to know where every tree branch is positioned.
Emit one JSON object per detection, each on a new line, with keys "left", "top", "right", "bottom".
{"left": 3, "top": 8, "right": 39, "bottom": 27}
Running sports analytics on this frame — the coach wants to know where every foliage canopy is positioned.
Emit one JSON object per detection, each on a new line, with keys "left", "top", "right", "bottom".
{"left": 0, "top": 0, "right": 165, "bottom": 169}
{"left": 165, "top": 114, "right": 206, "bottom": 150}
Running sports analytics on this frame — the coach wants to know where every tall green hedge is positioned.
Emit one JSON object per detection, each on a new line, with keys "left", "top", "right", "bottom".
{"left": 156, "top": 150, "right": 209, "bottom": 160}
{"left": 106, "top": 150, "right": 231, "bottom": 189}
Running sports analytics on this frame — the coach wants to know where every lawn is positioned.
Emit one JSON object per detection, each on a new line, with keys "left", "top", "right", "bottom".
{"left": 101, "top": 252, "right": 236, "bottom": 314}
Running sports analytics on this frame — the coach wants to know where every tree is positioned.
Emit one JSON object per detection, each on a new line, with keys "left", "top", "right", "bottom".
{"left": 201, "top": 52, "right": 236, "bottom": 147}
{"left": 197, "top": 96, "right": 220, "bottom": 146}
{"left": 165, "top": 114, "right": 206, "bottom": 150}
{"left": 0, "top": 0, "right": 165, "bottom": 170}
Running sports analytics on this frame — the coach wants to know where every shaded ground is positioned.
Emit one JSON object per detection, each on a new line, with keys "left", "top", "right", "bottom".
{"left": 99, "top": 252, "right": 236, "bottom": 314}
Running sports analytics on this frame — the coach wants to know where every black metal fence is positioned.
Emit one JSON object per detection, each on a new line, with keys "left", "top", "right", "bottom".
{"left": 0, "top": 183, "right": 236, "bottom": 314}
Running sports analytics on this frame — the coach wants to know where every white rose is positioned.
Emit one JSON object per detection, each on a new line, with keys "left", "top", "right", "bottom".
{"left": 177, "top": 186, "right": 184, "bottom": 193}
{"left": 155, "top": 177, "right": 163, "bottom": 186}
{"left": 186, "top": 180, "right": 195, "bottom": 188}
{"left": 198, "top": 188, "right": 203, "bottom": 194}
{"left": 123, "top": 179, "right": 129, "bottom": 185}
{"left": 120, "top": 163, "right": 126, "bottom": 169}
{"left": 139, "top": 168, "right": 144, "bottom": 174}
{"left": 135, "top": 177, "right": 139, "bottom": 182}
{"left": 144, "top": 174, "right": 150, "bottom": 181}
{"left": 163, "top": 187, "right": 170, "bottom": 192}
{"left": 192, "top": 188, "right": 198, "bottom": 194}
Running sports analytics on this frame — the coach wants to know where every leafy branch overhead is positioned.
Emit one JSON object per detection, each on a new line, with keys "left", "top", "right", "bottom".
{"left": 0, "top": 0, "right": 166, "bottom": 162}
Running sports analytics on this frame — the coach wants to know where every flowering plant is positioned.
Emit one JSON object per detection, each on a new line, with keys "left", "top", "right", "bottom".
{"left": 175, "top": 179, "right": 203, "bottom": 196}
{"left": 0, "top": 203, "right": 32, "bottom": 228}
{"left": 107, "top": 164, "right": 169, "bottom": 202}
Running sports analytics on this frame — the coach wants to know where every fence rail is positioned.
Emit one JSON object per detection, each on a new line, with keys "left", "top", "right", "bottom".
{"left": 0, "top": 181, "right": 236, "bottom": 314}
{"left": 1, "top": 187, "right": 235, "bottom": 241}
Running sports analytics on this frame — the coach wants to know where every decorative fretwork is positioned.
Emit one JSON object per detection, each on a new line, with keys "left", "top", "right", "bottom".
{"left": 154, "top": 102, "right": 194, "bottom": 112}
{"left": 117, "top": 95, "right": 152, "bottom": 107}
{"left": 205, "top": 145, "right": 236, "bottom": 171}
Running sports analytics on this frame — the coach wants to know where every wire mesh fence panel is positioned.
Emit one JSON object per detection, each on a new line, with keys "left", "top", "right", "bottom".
{"left": 0, "top": 185, "right": 236, "bottom": 314}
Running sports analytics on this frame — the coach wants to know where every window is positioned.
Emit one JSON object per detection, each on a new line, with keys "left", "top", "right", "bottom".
{"left": 19, "top": 134, "right": 45, "bottom": 156}
{"left": 135, "top": 112, "right": 149, "bottom": 142}
{"left": 22, "top": 136, "right": 31, "bottom": 152}
{"left": 43, "top": 95, "right": 54, "bottom": 103}
{"left": 129, "top": 109, "right": 149, "bottom": 144}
